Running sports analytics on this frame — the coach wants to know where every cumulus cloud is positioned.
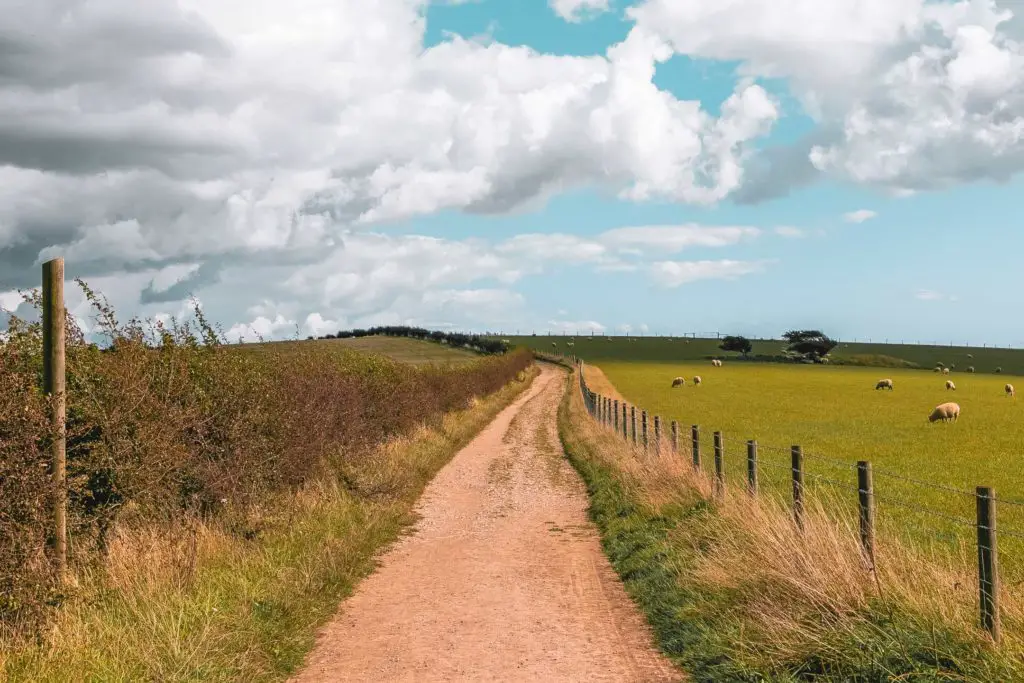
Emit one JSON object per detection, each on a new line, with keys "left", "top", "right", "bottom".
{"left": 915, "top": 289, "right": 959, "bottom": 302}
{"left": 549, "top": 0, "right": 611, "bottom": 23}
{"left": 842, "top": 209, "right": 878, "bottom": 223}
{"left": 649, "top": 259, "right": 768, "bottom": 287}
{"left": 546, "top": 319, "right": 607, "bottom": 333}
{"left": 629, "top": 0, "right": 1024, "bottom": 197}
{"left": 0, "top": 0, "right": 786, "bottom": 335}
{"left": 773, "top": 226, "right": 804, "bottom": 238}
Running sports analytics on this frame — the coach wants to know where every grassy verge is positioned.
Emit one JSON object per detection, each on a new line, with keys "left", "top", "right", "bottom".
{"left": 1, "top": 365, "right": 539, "bottom": 682}
{"left": 557, "top": 368, "right": 1022, "bottom": 682}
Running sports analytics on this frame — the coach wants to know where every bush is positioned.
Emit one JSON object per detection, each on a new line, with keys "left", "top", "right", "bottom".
{"left": 321, "top": 325, "right": 510, "bottom": 355}
{"left": 0, "top": 284, "right": 532, "bottom": 637}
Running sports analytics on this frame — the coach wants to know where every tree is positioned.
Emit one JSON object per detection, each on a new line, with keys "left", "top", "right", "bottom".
{"left": 782, "top": 329, "right": 837, "bottom": 360}
{"left": 719, "top": 335, "right": 752, "bottom": 355}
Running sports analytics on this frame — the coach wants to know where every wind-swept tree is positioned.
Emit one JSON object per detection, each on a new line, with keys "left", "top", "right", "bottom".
{"left": 782, "top": 329, "right": 837, "bottom": 360}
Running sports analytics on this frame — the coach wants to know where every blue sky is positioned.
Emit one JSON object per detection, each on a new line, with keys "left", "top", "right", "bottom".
{"left": 1, "top": 0, "right": 1022, "bottom": 345}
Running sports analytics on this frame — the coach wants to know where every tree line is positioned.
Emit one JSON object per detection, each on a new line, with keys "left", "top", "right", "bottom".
{"left": 314, "top": 326, "right": 510, "bottom": 355}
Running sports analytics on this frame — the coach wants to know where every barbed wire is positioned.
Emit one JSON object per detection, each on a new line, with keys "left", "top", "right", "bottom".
{"left": 872, "top": 493, "right": 976, "bottom": 528}
{"left": 868, "top": 467, "right": 977, "bottom": 499}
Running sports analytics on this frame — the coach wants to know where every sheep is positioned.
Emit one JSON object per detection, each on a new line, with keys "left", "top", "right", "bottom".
{"left": 967, "top": 353, "right": 974, "bottom": 359}
{"left": 1006, "top": 383, "right": 1015, "bottom": 398}
{"left": 693, "top": 375, "right": 702, "bottom": 385}
{"left": 875, "top": 378, "right": 894, "bottom": 390}
{"left": 946, "top": 380, "right": 956, "bottom": 390}
{"left": 933, "top": 367, "right": 942, "bottom": 373}
{"left": 820, "top": 357, "right": 830, "bottom": 364}
{"left": 967, "top": 366, "right": 975, "bottom": 373}
{"left": 711, "top": 359, "right": 723, "bottom": 367}
{"left": 567, "top": 342, "right": 575, "bottom": 348}
{"left": 671, "top": 377, "right": 685, "bottom": 388}
{"left": 928, "top": 402, "right": 960, "bottom": 423}
{"left": 942, "top": 368, "right": 950, "bottom": 375}
{"left": 996, "top": 367, "right": 1003, "bottom": 374}
{"left": 501, "top": 339, "right": 510, "bottom": 344}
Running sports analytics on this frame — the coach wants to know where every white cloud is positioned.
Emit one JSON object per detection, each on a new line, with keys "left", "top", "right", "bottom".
{"left": 629, "top": 0, "right": 1024, "bottom": 196}
{"left": 227, "top": 314, "right": 298, "bottom": 343}
{"left": 304, "top": 312, "right": 343, "bottom": 337}
{"left": 649, "top": 259, "right": 768, "bottom": 287}
{"left": 549, "top": 0, "right": 611, "bottom": 23}
{"left": 0, "top": 290, "right": 24, "bottom": 312}
{"left": 546, "top": 319, "right": 606, "bottom": 333}
{"left": 915, "top": 289, "right": 958, "bottom": 302}
{"left": 639, "top": 323, "right": 649, "bottom": 332}
{"left": 842, "top": 209, "right": 877, "bottom": 223}
{"left": 773, "top": 226, "right": 804, "bottom": 238}
{"left": 599, "top": 224, "right": 760, "bottom": 251}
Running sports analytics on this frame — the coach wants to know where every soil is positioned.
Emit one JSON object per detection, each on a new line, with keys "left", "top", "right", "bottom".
{"left": 291, "top": 365, "right": 683, "bottom": 682}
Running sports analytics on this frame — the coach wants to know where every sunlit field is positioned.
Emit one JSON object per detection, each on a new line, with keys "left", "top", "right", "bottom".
{"left": 596, "top": 361, "right": 1024, "bottom": 578}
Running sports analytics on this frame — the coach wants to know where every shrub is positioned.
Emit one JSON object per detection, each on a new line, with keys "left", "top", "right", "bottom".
{"left": 0, "top": 284, "right": 532, "bottom": 637}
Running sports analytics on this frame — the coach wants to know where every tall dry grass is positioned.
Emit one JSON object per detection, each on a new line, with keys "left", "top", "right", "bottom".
{"left": 0, "top": 281, "right": 532, "bottom": 640}
{"left": 560, "top": 367, "right": 1023, "bottom": 680}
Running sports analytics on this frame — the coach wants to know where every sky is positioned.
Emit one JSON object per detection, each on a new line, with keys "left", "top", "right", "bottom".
{"left": 1, "top": 0, "right": 1023, "bottom": 346}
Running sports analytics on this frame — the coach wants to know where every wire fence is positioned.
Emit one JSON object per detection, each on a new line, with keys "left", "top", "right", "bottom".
{"left": 570, "top": 356, "right": 1016, "bottom": 644}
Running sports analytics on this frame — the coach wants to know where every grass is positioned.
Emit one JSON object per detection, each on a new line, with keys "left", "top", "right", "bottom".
{"left": 499, "top": 334, "right": 1024, "bottom": 375}
{"left": 557, "top": 366, "right": 1024, "bottom": 681}
{"left": 1, "top": 365, "right": 539, "bottom": 682}
{"left": 596, "top": 361, "right": 1024, "bottom": 581}
{"left": 330, "top": 335, "right": 481, "bottom": 365}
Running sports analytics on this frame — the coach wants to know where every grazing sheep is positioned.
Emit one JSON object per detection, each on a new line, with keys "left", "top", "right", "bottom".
{"left": 693, "top": 375, "right": 702, "bottom": 385}
{"left": 942, "top": 368, "right": 950, "bottom": 375}
{"left": 928, "top": 402, "right": 960, "bottom": 423}
{"left": 501, "top": 339, "right": 510, "bottom": 344}
{"left": 934, "top": 367, "right": 942, "bottom": 373}
{"left": 967, "top": 353, "right": 974, "bottom": 359}
{"left": 875, "top": 378, "right": 894, "bottom": 390}
{"left": 671, "top": 377, "right": 685, "bottom": 388}
{"left": 711, "top": 359, "right": 723, "bottom": 367}
{"left": 1006, "top": 383, "right": 1015, "bottom": 397}
{"left": 967, "top": 366, "right": 975, "bottom": 373}
{"left": 996, "top": 367, "right": 1003, "bottom": 374}
{"left": 567, "top": 342, "right": 574, "bottom": 347}
{"left": 946, "top": 380, "right": 956, "bottom": 390}
{"left": 820, "top": 357, "right": 830, "bottom": 364}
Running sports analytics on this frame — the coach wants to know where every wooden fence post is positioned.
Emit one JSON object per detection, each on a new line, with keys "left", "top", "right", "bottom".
{"left": 857, "top": 461, "right": 875, "bottom": 568}
{"left": 613, "top": 399, "right": 619, "bottom": 432}
{"left": 641, "top": 410, "right": 649, "bottom": 452}
{"left": 791, "top": 446, "right": 804, "bottom": 532}
{"left": 631, "top": 407, "right": 637, "bottom": 446}
{"left": 654, "top": 416, "right": 661, "bottom": 455}
{"left": 977, "top": 487, "right": 1000, "bottom": 642}
{"left": 622, "top": 403, "right": 628, "bottom": 440}
{"left": 691, "top": 425, "right": 701, "bottom": 470}
{"left": 747, "top": 440, "right": 758, "bottom": 496}
{"left": 713, "top": 431, "right": 724, "bottom": 496}
{"left": 42, "top": 257, "right": 67, "bottom": 579}
{"left": 671, "top": 420, "right": 679, "bottom": 454}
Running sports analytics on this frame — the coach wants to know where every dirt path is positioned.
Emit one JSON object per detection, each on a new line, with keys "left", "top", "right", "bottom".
{"left": 292, "top": 365, "right": 683, "bottom": 682}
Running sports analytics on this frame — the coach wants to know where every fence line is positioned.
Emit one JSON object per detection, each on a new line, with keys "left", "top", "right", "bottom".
{"left": 573, "top": 358, "right": 1011, "bottom": 643}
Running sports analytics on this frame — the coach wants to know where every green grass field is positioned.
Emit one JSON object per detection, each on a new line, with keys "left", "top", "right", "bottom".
{"left": 594, "top": 360, "right": 1024, "bottom": 577}
{"left": 328, "top": 336, "right": 481, "bottom": 365}
{"left": 500, "top": 334, "right": 1024, "bottom": 374}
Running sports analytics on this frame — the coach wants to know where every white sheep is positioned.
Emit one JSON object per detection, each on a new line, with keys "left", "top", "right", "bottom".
{"left": 567, "top": 342, "right": 575, "bottom": 347}
{"left": 946, "top": 380, "right": 956, "bottom": 390}
{"left": 942, "top": 368, "right": 950, "bottom": 375}
{"left": 928, "top": 402, "right": 960, "bottom": 423}
{"left": 1006, "top": 383, "right": 1015, "bottom": 397}
{"left": 933, "top": 367, "right": 942, "bottom": 373}
{"left": 967, "top": 366, "right": 975, "bottom": 373}
{"left": 967, "top": 353, "right": 974, "bottom": 359}
{"left": 711, "top": 359, "right": 723, "bottom": 367}
{"left": 671, "top": 376, "right": 685, "bottom": 388}
{"left": 820, "top": 357, "right": 830, "bottom": 364}
{"left": 693, "top": 375, "right": 702, "bottom": 385}
{"left": 875, "top": 378, "right": 894, "bottom": 390}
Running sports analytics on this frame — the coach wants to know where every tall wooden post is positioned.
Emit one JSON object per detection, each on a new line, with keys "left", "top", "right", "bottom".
{"left": 622, "top": 403, "right": 628, "bottom": 440}
{"left": 977, "top": 487, "right": 1000, "bottom": 642}
{"left": 653, "top": 416, "right": 661, "bottom": 455}
{"left": 791, "top": 446, "right": 804, "bottom": 532}
{"left": 43, "top": 257, "right": 67, "bottom": 578}
{"left": 746, "top": 440, "right": 758, "bottom": 496}
{"left": 671, "top": 420, "right": 679, "bottom": 454}
{"left": 857, "top": 461, "right": 875, "bottom": 568}
{"left": 613, "top": 399, "right": 619, "bottom": 432}
{"left": 641, "top": 410, "right": 648, "bottom": 452}
{"left": 691, "top": 425, "right": 701, "bottom": 470}
{"left": 713, "top": 431, "right": 724, "bottom": 496}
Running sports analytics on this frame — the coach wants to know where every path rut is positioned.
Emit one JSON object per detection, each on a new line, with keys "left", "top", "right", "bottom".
{"left": 291, "top": 365, "right": 683, "bottom": 682}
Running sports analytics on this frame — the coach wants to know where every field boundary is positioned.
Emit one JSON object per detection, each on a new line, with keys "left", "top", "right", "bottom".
{"left": 575, "top": 359, "right": 1019, "bottom": 644}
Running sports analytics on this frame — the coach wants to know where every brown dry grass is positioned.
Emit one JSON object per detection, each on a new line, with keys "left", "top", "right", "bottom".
{"left": 0, "top": 282, "right": 532, "bottom": 640}
{"left": 561, "top": 366, "right": 1024, "bottom": 680}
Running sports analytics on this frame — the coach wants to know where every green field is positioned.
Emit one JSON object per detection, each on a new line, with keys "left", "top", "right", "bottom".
{"left": 593, "top": 360, "right": 1024, "bottom": 576}
{"left": 500, "top": 334, "right": 1024, "bottom": 375}
{"left": 330, "top": 336, "right": 481, "bottom": 365}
